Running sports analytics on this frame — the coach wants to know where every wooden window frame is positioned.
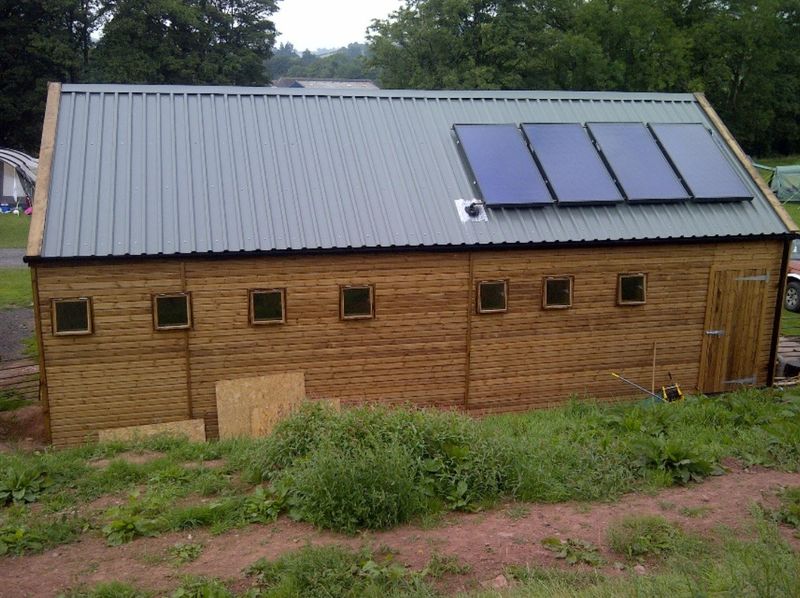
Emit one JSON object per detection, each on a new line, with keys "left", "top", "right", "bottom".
{"left": 51, "top": 297, "right": 93, "bottom": 336}
{"left": 152, "top": 292, "right": 192, "bottom": 331}
{"left": 339, "top": 284, "right": 375, "bottom": 320}
{"left": 542, "top": 276, "right": 573, "bottom": 310}
{"left": 476, "top": 279, "right": 508, "bottom": 314}
{"left": 617, "top": 273, "right": 647, "bottom": 306}
{"left": 249, "top": 288, "right": 286, "bottom": 325}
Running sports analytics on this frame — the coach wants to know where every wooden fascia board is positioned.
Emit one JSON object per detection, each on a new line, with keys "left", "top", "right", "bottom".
{"left": 693, "top": 92, "right": 798, "bottom": 234}
{"left": 26, "top": 82, "right": 62, "bottom": 258}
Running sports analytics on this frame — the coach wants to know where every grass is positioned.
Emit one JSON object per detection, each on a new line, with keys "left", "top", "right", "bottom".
{"left": 606, "top": 515, "right": 686, "bottom": 560}
{"left": 0, "top": 215, "right": 29, "bottom": 249}
{"left": 62, "top": 514, "right": 800, "bottom": 597}
{"left": 1, "top": 388, "right": 799, "bottom": 558}
{"left": 0, "top": 267, "right": 31, "bottom": 309}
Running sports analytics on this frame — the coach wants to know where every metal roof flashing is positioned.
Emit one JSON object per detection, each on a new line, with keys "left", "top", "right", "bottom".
{"left": 37, "top": 85, "right": 791, "bottom": 260}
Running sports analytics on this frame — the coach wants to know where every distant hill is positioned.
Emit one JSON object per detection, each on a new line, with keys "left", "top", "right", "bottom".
{"left": 267, "top": 42, "right": 377, "bottom": 82}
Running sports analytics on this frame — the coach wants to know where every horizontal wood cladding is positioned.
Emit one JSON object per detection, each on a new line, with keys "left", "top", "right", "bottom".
{"left": 34, "top": 241, "right": 783, "bottom": 446}
{"left": 36, "top": 253, "right": 470, "bottom": 445}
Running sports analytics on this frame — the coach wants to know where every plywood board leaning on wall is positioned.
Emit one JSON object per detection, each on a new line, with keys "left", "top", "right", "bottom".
{"left": 98, "top": 419, "right": 206, "bottom": 443}
{"left": 216, "top": 372, "right": 306, "bottom": 439}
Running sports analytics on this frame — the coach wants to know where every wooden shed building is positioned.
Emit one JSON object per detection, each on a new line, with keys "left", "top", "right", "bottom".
{"left": 25, "top": 83, "right": 797, "bottom": 446}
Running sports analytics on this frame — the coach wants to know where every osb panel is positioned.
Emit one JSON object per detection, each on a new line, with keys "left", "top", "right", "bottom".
{"left": 98, "top": 419, "right": 205, "bottom": 443}
{"left": 216, "top": 372, "right": 305, "bottom": 439}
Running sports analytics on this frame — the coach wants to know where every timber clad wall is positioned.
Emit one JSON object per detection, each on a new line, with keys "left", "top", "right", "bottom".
{"left": 35, "top": 239, "right": 782, "bottom": 447}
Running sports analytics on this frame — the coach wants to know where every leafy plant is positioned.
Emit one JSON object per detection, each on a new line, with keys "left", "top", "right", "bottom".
{"left": 245, "top": 544, "right": 429, "bottom": 597}
{"left": 634, "top": 436, "right": 719, "bottom": 484}
{"left": 0, "top": 525, "right": 42, "bottom": 555}
{"left": 170, "top": 576, "right": 232, "bottom": 598}
{"left": 101, "top": 497, "right": 162, "bottom": 545}
{"left": 240, "top": 486, "right": 284, "bottom": 524}
{"left": 541, "top": 537, "right": 604, "bottom": 566}
{"left": 423, "top": 552, "right": 472, "bottom": 578}
{"left": 607, "top": 515, "right": 682, "bottom": 559}
{"left": 168, "top": 542, "right": 204, "bottom": 565}
{"left": 0, "top": 464, "right": 51, "bottom": 506}
{"left": 770, "top": 486, "right": 800, "bottom": 531}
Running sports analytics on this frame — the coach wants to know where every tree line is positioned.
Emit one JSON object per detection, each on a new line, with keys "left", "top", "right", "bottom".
{"left": 2, "top": 0, "right": 799, "bottom": 158}
{"left": 1, "top": 0, "right": 278, "bottom": 154}
{"left": 367, "top": 0, "right": 800, "bottom": 156}
{"left": 267, "top": 42, "right": 377, "bottom": 82}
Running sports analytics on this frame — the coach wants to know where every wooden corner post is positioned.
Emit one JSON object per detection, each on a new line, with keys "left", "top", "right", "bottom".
{"left": 26, "top": 82, "right": 61, "bottom": 258}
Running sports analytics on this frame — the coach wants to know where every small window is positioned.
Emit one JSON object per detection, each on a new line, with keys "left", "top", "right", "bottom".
{"left": 52, "top": 298, "right": 92, "bottom": 335}
{"left": 340, "top": 285, "right": 374, "bottom": 320}
{"left": 153, "top": 293, "right": 191, "bottom": 330}
{"left": 477, "top": 280, "right": 507, "bottom": 313}
{"left": 543, "top": 276, "right": 572, "bottom": 309}
{"left": 250, "top": 289, "right": 286, "bottom": 324}
{"left": 618, "top": 273, "right": 647, "bottom": 305}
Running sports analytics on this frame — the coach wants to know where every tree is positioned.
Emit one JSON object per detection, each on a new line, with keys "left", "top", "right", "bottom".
{"left": 0, "top": 0, "right": 100, "bottom": 153}
{"left": 87, "top": 0, "right": 278, "bottom": 85}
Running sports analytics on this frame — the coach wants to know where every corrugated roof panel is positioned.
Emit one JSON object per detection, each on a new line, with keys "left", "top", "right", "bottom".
{"left": 39, "top": 85, "right": 789, "bottom": 259}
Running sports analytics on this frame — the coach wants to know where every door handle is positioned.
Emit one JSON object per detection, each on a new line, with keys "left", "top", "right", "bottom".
{"left": 705, "top": 329, "right": 725, "bottom": 337}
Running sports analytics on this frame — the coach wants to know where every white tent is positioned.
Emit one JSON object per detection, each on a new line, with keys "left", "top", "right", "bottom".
{"left": 0, "top": 148, "right": 37, "bottom": 208}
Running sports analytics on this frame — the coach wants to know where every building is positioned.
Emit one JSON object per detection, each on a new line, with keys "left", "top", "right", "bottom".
{"left": 273, "top": 77, "right": 379, "bottom": 90}
{"left": 25, "top": 83, "right": 796, "bottom": 446}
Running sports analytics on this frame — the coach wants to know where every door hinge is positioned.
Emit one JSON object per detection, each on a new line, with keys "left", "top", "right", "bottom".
{"left": 705, "top": 329, "right": 725, "bottom": 337}
{"left": 724, "top": 376, "right": 757, "bottom": 385}
{"left": 735, "top": 273, "right": 769, "bottom": 282}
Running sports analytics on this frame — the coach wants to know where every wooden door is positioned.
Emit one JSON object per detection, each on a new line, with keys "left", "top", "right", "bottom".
{"left": 698, "top": 269, "right": 768, "bottom": 393}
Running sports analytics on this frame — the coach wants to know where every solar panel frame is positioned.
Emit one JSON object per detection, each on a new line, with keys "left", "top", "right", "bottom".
{"left": 649, "top": 123, "right": 754, "bottom": 202}
{"left": 522, "top": 123, "right": 624, "bottom": 205}
{"left": 587, "top": 122, "right": 691, "bottom": 203}
{"left": 453, "top": 123, "right": 553, "bottom": 207}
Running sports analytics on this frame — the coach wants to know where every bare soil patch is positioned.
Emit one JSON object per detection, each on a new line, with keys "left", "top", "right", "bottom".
{"left": 1, "top": 465, "right": 798, "bottom": 597}
{"left": 0, "top": 404, "right": 47, "bottom": 452}
{"left": 0, "top": 306, "right": 33, "bottom": 361}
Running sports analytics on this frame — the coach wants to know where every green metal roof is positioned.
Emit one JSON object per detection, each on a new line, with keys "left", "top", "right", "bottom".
{"left": 38, "top": 85, "right": 790, "bottom": 259}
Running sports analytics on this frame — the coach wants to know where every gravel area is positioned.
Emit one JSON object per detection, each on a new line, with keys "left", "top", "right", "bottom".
{"left": 0, "top": 307, "right": 34, "bottom": 361}
{"left": 0, "top": 248, "right": 25, "bottom": 267}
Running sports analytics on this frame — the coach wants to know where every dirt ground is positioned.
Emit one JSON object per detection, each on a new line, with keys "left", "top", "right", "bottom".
{"left": 0, "top": 306, "right": 33, "bottom": 362}
{"left": 1, "top": 462, "right": 798, "bottom": 597}
{"left": 0, "top": 405, "right": 46, "bottom": 453}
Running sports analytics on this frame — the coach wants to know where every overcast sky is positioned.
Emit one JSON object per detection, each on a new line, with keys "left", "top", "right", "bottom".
{"left": 272, "top": 0, "right": 403, "bottom": 52}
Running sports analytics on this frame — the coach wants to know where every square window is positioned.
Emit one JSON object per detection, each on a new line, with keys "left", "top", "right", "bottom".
{"left": 340, "top": 285, "right": 374, "bottom": 320}
{"left": 618, "top": 273, "right": 647, "bottom": 305}
{"left": 52, "top": 298, "right": 92, "bottom": 335}
{"left": 543, "top": 277, "right": 572, "bottom": 309}
{"left": 153, "top": 293, "right": 191, "bottom": 330}
{"left": 477, "top": 280, "right": 507, "bottom": 313}
{"left": 250, "top": 289, "right": 285, "bottom": 324}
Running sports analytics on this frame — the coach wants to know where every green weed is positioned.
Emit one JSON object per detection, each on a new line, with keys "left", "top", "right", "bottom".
{"left": 101, "top": 495, "right": 162, "bottom": 545}
{"left": 245, "top": 544, "right": 433, "bottom": 597}
{"left": 167, "top": 542, "right": 204, "bottom": 565}
{"left": 607, "top": 515, "right": 683, "bottom": 559}
{"left": 423, "top": 552, "right": 472, "bottom": 578}
{"left": 58, "top": 581, "right": 151, "bottom": 598}
{"left": 0, "top": 390, "right": 30, "bottom": 412}
{"left": 541, "top": 537, "right": 604, "bottom": 566}
{"left": 170, "top": 576, "right": 232, "bottom": 598}
{"left": 0, "top": 463, "right": 51, "bottom": 505}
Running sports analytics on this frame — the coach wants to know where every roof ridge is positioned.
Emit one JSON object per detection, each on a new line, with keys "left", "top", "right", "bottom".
{"left": 58, "top": 84, "right": 698, "bottom": 102}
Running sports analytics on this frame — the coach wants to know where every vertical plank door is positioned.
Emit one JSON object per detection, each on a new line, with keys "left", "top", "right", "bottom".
{"left": 698, "top": 269, "right": 768, "bottom": 393}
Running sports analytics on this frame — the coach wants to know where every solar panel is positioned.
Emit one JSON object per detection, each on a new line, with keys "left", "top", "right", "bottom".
{"left": 522, "top": 123, "right": 622, "bottom": 204}
{"left": 588, "top": 123, "right": 689, "bottom": 202}
{"left": 650, "top": 123, "right": 753, "bottom": 201}
{"left": 453, "top": 124, "right": 552, "bottom": 206}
